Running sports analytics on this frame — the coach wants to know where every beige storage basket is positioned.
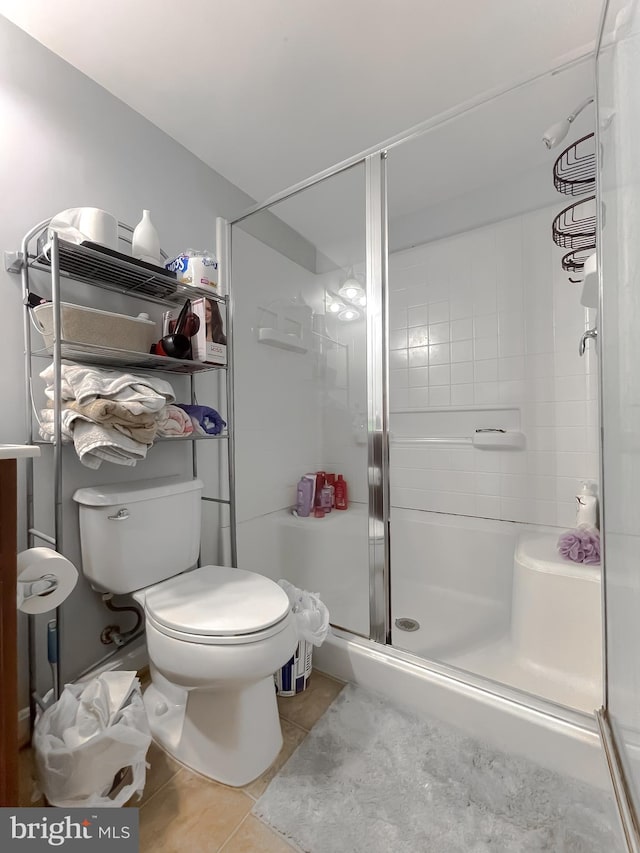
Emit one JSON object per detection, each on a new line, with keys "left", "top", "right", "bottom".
{"left": 33, "top": 302, "right": 157, "bottom": 354}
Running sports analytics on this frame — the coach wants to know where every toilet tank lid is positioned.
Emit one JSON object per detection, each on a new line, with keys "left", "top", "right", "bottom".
{"left": 73, "top": 476, "right": 203, "bottom": 507}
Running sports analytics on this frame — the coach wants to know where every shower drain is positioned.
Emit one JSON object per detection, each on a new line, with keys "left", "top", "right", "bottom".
{"left": 395, "top": 617, "right": 420, "bottom": 632}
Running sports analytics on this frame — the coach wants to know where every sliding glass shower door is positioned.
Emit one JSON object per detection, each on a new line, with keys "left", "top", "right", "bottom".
{"left": 597, "top": 0, "right": 640, "bottom": 830}
{"left": 229, "top": 162, "right": 374, "bottom": 638}
{"left": 385, "top": 58, "right": 602, "bottom": 716}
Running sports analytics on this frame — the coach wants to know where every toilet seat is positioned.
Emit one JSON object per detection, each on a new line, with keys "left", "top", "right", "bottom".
{"left": 140, "top": 565, "right": 292, "bottom": 646}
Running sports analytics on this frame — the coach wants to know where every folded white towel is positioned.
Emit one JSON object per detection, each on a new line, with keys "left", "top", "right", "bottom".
{"left": 72, "top": 421, "right": 150, "bottom": 469}
{"left": 39, "top": 408, "right": 75, "bottom": 443}
{"left": 40, "top": 363, "right": 175, "bottom": 413}
{"left": 189, "top": 416, "right": 207, "bottom": 436}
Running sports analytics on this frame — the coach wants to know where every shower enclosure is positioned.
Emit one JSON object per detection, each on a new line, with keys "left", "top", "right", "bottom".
{"left": 223, "top": 2, "right": 640, "bottom": 840}
{"left": 228, "top": 57, "right": 599, "bottom": 709}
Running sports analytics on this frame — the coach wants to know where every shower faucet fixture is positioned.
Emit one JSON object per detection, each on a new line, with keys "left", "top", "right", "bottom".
{"left": 579, "top": 326, "right": 597, "bottom": 356}
{"left": 542, "top": 96, "right": 594, "bottom": 149}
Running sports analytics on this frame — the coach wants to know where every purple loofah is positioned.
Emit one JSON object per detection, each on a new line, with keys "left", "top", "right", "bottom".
{"left": 557, "top": 527, "right": 600, "bottom": 564}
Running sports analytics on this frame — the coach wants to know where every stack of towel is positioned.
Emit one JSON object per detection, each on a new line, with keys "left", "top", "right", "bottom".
{"left": 40, "top": 364, "right": 227, "bottom": 467}
{"left": 40, "top": 364, "right": 175, "bottom": 469}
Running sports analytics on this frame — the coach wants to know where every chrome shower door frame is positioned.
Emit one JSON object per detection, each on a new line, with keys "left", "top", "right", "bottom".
{"left": 229, "top": 153, "right": 391, "bottom": 644}
{"left": 365, "top": 152, "right": 391, "bottom": 645}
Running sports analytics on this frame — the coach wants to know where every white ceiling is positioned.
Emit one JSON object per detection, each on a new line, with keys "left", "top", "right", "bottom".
{"left": 0, "top": 0, "right": 603, "bottom": 204}
{"left": 236, "top": 57, "right": 595, "bottom": 269}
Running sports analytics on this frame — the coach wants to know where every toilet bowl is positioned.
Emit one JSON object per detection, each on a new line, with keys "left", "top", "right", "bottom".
{"left": 73, "top": 476, "right": 298, "bottom": 787}
{"left": 134, "top": 565, "right": 298, "bottom": 786}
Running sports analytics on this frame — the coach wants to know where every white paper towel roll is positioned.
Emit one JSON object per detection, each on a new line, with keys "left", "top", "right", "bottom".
{"left": 17, "top": 547, "right": 78, "bottom": 614}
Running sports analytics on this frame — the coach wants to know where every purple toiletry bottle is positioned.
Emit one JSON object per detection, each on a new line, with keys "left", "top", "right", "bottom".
{"left": 296, "top": 476, "right": 314, "bottom": 517}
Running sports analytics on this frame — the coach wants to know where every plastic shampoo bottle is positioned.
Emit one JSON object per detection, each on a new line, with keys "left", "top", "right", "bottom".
{"left": 335, "top": 474, "right": 348, "bottom": 510}
{"left": 296, "top": 476, "right": 314, "bottom": 517}
{"left": 576, "top": 480, "right": 598, "bottom": 528}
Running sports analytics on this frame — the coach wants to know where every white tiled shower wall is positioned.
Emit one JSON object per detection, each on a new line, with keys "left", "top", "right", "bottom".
{"left": 233, "top": 227, "right": 325, "bottom": 524}
{"left": 389, "top": 206, "right": 599, "bottom": 528}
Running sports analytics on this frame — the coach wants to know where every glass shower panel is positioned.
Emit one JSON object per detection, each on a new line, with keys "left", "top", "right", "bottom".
{"left": 597, "top": 0, "right": 640, "bottom": 817}
{"left": 385, "top": 61, "right": 601, "bottom": 714}
{"left": 230, "top": 163, "right": 370, "bottom": 637}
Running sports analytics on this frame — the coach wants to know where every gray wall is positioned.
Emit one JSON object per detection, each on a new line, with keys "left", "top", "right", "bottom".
{"left": 0, "top": 16, "right": 307, "bottom": 708}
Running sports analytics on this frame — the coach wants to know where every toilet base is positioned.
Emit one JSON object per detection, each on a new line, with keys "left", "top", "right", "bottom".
{"left": 143, "top": 673, "right": 284, "bottom": 787}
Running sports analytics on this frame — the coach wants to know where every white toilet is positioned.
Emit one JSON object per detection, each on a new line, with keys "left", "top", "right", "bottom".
{"left": 73, "top": 475, "right": 298, "bottom": 786}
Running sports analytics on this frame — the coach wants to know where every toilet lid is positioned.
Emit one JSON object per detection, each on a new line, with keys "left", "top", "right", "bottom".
{"left": 143, "top": 565, "right": 291, "bottom": 637}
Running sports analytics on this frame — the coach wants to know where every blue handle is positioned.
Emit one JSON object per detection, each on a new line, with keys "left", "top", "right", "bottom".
{"left": 47, "top": 620, "right": 58, "bottom": 664}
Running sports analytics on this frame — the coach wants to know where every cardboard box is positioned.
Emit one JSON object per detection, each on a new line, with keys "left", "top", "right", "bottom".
{"left": 191, "top": 297, "right": 227, "bottom": 365}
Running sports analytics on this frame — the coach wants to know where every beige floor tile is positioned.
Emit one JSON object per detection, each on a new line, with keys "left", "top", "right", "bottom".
{"left": 243, "top": 719, "right": 307, "bottom": 799}
{"left": 277, "top": 671, "right": 344, "bottom": 731}
{"left": 140, "top": 767, "right": 252, "bottom": 853}
{"left": 220, "top": 815, "right": 298, "bottom": 852}
{"left": 132, "top": 740, "right": 181, "bottom": 807}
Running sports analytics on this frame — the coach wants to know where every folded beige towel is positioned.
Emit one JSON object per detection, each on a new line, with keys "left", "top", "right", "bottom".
{"left": 40, "top": 407, "right": 157, "bottom": 445}
{"left": 46, "top": 398, "right": 157, "bottom": 430}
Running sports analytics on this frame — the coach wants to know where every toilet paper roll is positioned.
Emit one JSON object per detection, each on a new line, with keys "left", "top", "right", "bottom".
{"left": 17, "top": 547, "right": 78, "bottom": 614}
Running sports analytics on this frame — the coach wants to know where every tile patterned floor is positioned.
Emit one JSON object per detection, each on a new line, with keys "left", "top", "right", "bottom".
{"left": 19, "top": 670, "right": 345, "bottom": 853}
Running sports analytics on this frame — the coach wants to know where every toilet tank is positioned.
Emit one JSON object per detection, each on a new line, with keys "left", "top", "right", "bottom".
{"left": 73, "top": 476, "right": 203, "bottom": 594}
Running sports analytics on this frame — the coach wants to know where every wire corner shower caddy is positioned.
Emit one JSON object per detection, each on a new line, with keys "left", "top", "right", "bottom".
{"left": 550, "top": 132, "right": 597, "bottom": 281}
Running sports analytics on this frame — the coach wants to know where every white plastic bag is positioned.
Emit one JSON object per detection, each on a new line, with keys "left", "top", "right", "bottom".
{"left": 277, "top": 580, "right": 330, "bottom": 646}
{"left": 33, "top": 671, "right": 151, "bottom": 808}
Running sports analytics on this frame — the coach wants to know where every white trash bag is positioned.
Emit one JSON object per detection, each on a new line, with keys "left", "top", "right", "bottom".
{"left": 275, "top": 580, "right": 330, "bottom": 696}
{"left": 33, "top": 671, "right": 151, "bottom": 808}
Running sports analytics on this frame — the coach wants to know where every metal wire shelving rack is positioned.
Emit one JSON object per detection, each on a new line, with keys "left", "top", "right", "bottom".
{"left": 5, "top": 217, "right": 236, "bottom": 714}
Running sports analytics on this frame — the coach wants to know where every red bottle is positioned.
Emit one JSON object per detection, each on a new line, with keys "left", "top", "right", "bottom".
{"left": 315, "top": 471, "right": 326, "bottom": 507}
{"left": 334, "top": 474, "right": 348, "bottom": 510}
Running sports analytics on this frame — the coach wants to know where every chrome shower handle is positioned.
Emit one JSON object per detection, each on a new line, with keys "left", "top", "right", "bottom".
{"left": 108, "top": 508, "right": 130, "bottom": 521}
{"left": 579, "top": 327, "right": 597, "bottom": 356}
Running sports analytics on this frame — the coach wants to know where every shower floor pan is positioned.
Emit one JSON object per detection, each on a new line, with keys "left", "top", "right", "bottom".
{"left": 390, "top": 510, "right": 601, "bottom": 715}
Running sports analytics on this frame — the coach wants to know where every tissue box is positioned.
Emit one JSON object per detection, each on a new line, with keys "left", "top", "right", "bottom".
{"left": 190, "top": 297, "right": 227, "bottom": 365}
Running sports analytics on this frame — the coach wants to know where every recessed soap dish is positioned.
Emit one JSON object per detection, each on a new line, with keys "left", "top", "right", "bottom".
{"left": 472, "top": 430, "right": 525, "bottom": 449}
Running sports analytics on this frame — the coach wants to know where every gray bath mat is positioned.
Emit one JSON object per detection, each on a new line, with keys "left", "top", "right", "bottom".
{"left": 254, "top": 684, "right": 622, "bottom": 853}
